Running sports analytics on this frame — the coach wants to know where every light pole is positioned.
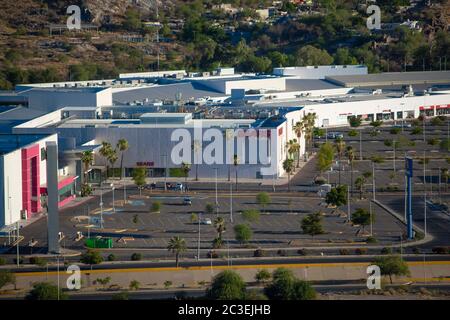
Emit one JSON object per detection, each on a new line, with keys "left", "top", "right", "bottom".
{"left": 423, "top": 152, "right": 427, "bottom": 237}
{"left": 123, "top": 181, "right": 127, "bottom": 204}
{"left": 112, "top": 184, "right": 115, "bottom": 212}
{"left": 16, "top": 221, "right": 20, "bottom": 267}
{"left": 372, "top": 162, "right": 376, "bottom": 201}
{"left": 359, "top": 128, "right": 363, "bottom": 161}
{"left": 99, "top": 186, "right": 104, "bottom": 229}
{"left": 393, "top": 140, "right": 396, "bottom": 173}
{"left": 214, "top": 168, "right": 219, "bottom": 216}
{"left": 162, "top": 154, "right": 168, "bottom": 191}
{"left": 347, "top": 184, "right": 351, "bottom": 222}
{"left": 57, "top": 255, "right": 60, "bottom": 300}
{"left": 197, "top": 213, "right": 201, "bottom": 261}
{"left": 230, "top": 181, "right": 233, "bottom": 223}
{"left": 369, "top": 199, "right": 373, "bottom": 236}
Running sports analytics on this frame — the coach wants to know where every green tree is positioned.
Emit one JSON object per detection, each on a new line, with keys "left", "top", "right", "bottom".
{"left": 181, "top": 162, "right": 191, "bottom": 185}
{"left": 241, "top": 209, "right": 260, "bottom": 223}
{"left": 80, "top": 250, "right": 103, "bottom": 267}
{"left": 117, "top": 139, "right": 129, "bottom": 180}
{"left": 207, "top": 270, "right": 246, "bottom": 300}
{"left": 283, "top": 158, "right": 295, "bottom": 191}
{"left": 264, "top": 268, "right": 316, "bottom": 300}
{"left": 96, "top": 276, "right": 111, "bottom": 289}
{"left": 26, "top": 282, "right": 68, "bottom": 300}
{"left": 99, "top": 141, "right": 113, "bottom": 181}
{"left": 295, "top": 45, "right": 333, "bottom": 66}
{"left": 132, "top": 167, "right": 147, "bottom": 196}
{"left": 334, "top": 138, "right": 346, "bottom": 185}
{"left": 167, "top": 236, "right": 187, "bottom": 267}
{"left": 348, "top": 116, "right": 361, "bottom": 128}
{"left": 234, "top": 224, "right": 253, "bottom": 245}
{"left": 325, "top": 185, "right": 348, "bottom": 207}
{"left": 301, "top": 212, "right": 324, "bottom": 238}
{"left": 256, "top": 192, "right": 271, "bottom": 212}
{"left": 354, "top": 176, "right": 367, "bottom": 200}
{"left": 374, "top": 255, "right": 410, "bottom": 284}
{"left": 317, "top": 142, "right": 334, "bottom": 175}
{"left": 205, "top": 203, "right": 215, "bottom": 214}
{"left": 213, "top": 216, "right": 226, "bottom": 242}
{"left": 351, "top": 208, "right": 373, "bottom": 233}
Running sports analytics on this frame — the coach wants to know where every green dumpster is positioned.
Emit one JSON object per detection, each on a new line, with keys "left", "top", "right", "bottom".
{"left": 85, "top": 237, "right": 113, "bottom": 249}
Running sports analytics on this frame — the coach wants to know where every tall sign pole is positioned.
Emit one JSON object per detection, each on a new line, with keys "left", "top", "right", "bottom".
{"left": 405, "top": 157, "right": 414, "bottom": 240}
{"left": 46, "top": 141, "right": 61, "bottom": 254}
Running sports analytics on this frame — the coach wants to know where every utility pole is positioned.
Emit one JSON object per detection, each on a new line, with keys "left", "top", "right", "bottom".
{"left": 57, "top": 255, "right": 60, "bottom": 301}
{"left": 100, "top": 186, "right": 104, "bottom": 229}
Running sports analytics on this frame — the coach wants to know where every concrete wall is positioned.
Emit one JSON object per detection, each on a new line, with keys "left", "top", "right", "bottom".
{"left": 22, "top": 88, "right": 112, "bottom": 112}
{"left": 0, "top": 134, "right": 58, "bottom": 227}
{"left": 309, "top": 93, "right": 450, "bottom": 127}
{"left": 273, "top": 65, "right": 368, "bottom": 79}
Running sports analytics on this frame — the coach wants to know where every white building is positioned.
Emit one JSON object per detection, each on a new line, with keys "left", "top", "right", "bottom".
{"left": 273, "top": 65, "right": 368, "bottom": 79}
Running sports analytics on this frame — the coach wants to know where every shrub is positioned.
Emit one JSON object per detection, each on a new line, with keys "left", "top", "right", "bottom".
{"left": 371, "top": 156, "right": 385, "bottom": 164}
{"left": 255, "top": 269, "right": 271, "bottom": 283}
{"left": 205, "top": 203, "right": 215, "bottom": 214}
{"left": 411, "top": 247, "right": 421, "bottom": 254}
{"left": 29, "top": 257, "right": 47, "bottom": 267}
{"left": 277, "top": 249, "right": 287, "bottom": 257}
{"left": 13, "top": 257, "right": 24, "bottom": 265}
{"left": 0, "top": 257, "right": 6, "bottom": 265}
{"left": 129, "top": 280, "right": 140, "bottom": 290}
{"left": 366, "top": 236, "right": 377, "bottom": 244}
{"left": 207, "top": 250, "right": 219, "bottom": 259}
{"left": 431, "top": 117, "right": 444, "bottom": 126}
{"left": 151, "top": 201, "right": 161, "bottom": 213}
{"left": 355, "top": 248, "right": 368, "bottom": 255}
{"left": 107, "top": 254, "right": 116, "bottom": 261}
{"left": 297, "top": 249, "right": 308, "bottom": 256}
{"left": 411, "top": 127, "right": 423, "bottom": 135}
{"left": 164, "top": 280, "right": 172, "bottom": 289}
{"left": 254, "top": 249, "right": 266, "bottom": 257}
{"left": 381, "top": 247, "right": 392, "bottom": 255}
{"left": 384, "top": 139, "right": 393, "bottom": 147}
{"left": 131, "top": 253, "right": 142, "bottom": 261}
{"left": 339, "top": 249, "right": 350, "bottom": 255}
{"left": 314, "top": 176, "right": 327, "bottom": 185}
{"left": 348, "top": 129, "right": 358, "bottom": 137}
{"left": 428, "top": 138, "right": 440, "bottom": 146}
{"left": 390, "top": 128, "right": 401, "bottom": 134}
{"left": 348, "top": 116, "right": 362, "bottom": 127}
{"left": 432, "top": 247, "right": 449, "bottom": 254}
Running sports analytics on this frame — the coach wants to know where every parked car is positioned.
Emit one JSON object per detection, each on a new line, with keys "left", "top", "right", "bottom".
{"left": 200, "top": 218, "right": 212, "bottom": 225}
{"left": 327, "top": 132, "right": 343, "bottom": 139}
{"left": 183, "top": 197, "right": 192, "bottom": 205}
{"left": 175, "top": 183, "right": 183, "bottom": 191}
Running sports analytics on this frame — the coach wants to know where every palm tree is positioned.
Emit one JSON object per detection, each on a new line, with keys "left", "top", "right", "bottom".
{"left": 181, "top": 162, "right": 191, "bottom": 185}
{"left": 167, "top": 236, "right": 187, "bottom": 268}
{"left": 233, "top": 154, "right": 239, "bottom": 191}
{"left": 334, "top": 138, "right": 346, "bottom": 185}
{"left": 116, "top": 139, "right": 129, "bottom": 180}
{"left": 213, "top": 216, "right": 226, "bottom": 241}
{"left": 283, "top": 158, "right": 295, "bottom": 192}
{"left": 80, "top": 150, "right": 94, "bottom": 184}
{"left": 346, "top": 146, "right": 355, "bottom": 197}
{"left": 293, "top": 121, "right": 305, "bottom": 167}
{"left": 192, "top": 140, "right": 201, "bottom": 181}
{"left": 99, "top": 141, "right": 113, "bottom": 181}
{"left": 302, "top": 113, "right": 316, "bottom": 148}
{"left": 107, "top": 149, "right": 118, "bottom": 179}
{"left": 355, "top": 176, "right": 367, "bottom": 200}
{"left": 286, "top": 139, "right": 300, "bottom": 166}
